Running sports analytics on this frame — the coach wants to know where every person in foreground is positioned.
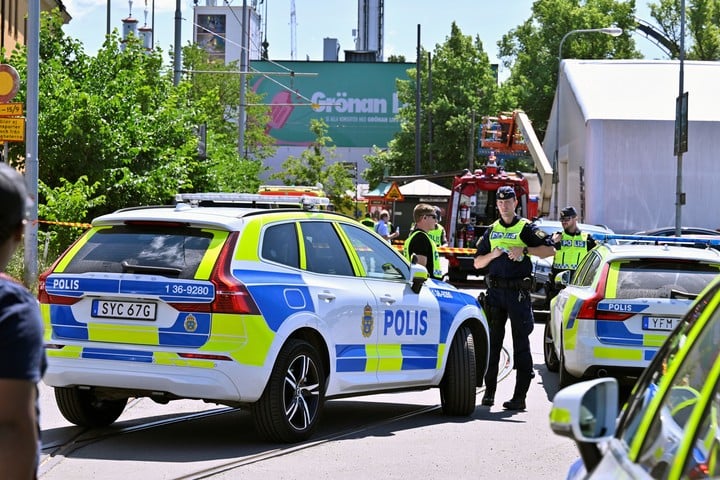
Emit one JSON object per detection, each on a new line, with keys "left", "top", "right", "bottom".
{"left": 404, "top": 203, "right": 443, "bottom": 280}
{"left": 0, "top": 163, "right": 47, "bottom": 479}
{"left": 473, "top": 186, "right": 555, "bottom": 411}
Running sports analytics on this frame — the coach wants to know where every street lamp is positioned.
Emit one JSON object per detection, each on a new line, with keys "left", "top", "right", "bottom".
{"left": 553, "top": 27, "right": 623, "bottom": 218}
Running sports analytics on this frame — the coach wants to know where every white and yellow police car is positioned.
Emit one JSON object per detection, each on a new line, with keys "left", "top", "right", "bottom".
{"left": 40, "top": 193, "right": 489, "bottom": 442}
{"left": 550, "top": 273, "right": 720, "bottom": 479}
{"left": 544, "top": 235, "right": 720, "bottom": 388}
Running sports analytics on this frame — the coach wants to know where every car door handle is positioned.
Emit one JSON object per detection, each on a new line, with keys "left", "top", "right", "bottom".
{"left": 380, "top": 295, "right": 396, "bottom": 305}
{"left": 317, "top": 291, "right": 336, "bottom": 302}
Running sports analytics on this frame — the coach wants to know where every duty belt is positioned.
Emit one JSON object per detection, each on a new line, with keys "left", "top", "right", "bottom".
{"left": 485, "top": 275, "right": 534, "bottom": 290}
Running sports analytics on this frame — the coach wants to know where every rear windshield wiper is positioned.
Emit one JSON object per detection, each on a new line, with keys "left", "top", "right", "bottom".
{"left": 121, "top": 260, "right": 182, "bottom": 276}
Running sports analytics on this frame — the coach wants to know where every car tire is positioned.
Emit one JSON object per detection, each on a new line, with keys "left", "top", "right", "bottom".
{"left": 544, "top": 321, "right": 560, "bottom": 373}
{"left": 55, "top": 387, "right": 127, "bottom": 427}
{"left": 440, "top": 325, "right": 477, "bottom": 416}
{"left": 252, "top": 339, "right": 325, "bottom": 443}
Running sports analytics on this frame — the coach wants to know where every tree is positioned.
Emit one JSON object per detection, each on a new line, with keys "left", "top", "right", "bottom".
{"left": 497, "top": 0, "right": 640, "bottom": 136}
{"left": 5, "top": 10, "right": 274, "bottom": 258}
{"left": 366, "top": 22, "right": 498, "bottom": 179}
{"left": 649, "top": 0, "right": 720, "bottom": 60}
{"left": 270, "top": 119, "right": 354, "bottom": 213}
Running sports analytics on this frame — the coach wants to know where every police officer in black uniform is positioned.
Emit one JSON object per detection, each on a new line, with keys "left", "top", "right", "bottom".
{"left": 473, "top": 186, "right": 555, "bottom": 410}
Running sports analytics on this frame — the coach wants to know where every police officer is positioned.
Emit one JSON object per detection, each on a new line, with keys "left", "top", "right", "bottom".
{"left": 360, "top": 212, "right": 375, "bottom": 230}
{"left": 426, "top": 207, "right": 448, "bottom": 247}
{"left": 473, "top": 186, "right": 555, "bottom": 410}
{"left": 546, "top": 206, "right": 596, "bottom": 305}
{"left": 404, "top": 203, "right": 443, "bottom": 280}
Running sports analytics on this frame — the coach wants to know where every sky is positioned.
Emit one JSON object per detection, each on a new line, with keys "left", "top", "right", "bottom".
{"left": 62, "top": 0, "right": 665, "bottom": 78}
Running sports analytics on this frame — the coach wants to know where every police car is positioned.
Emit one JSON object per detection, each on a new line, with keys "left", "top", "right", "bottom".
{"left": 39, "top": 193, "right": 489, "bottom": 442}
{"left": 550, "top": 274, "right": 720, "bottom": 479}
{"left": 543, "top": 235, "right": 720, "bottom": 388}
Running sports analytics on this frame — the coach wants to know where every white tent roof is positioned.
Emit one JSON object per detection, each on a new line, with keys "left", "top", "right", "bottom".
{"left": 399, "top": 179, "right": 451, "bottom": 197}
{"left": 564, "top": 59, "right": 720, "bottom": 122}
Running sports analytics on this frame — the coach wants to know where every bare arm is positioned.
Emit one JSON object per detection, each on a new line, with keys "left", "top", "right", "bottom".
{"left": 0, "top": 379, "right": 38, "bottom": 479}
{"left": 528, "top": 244, "right": 556, "bottom": 259}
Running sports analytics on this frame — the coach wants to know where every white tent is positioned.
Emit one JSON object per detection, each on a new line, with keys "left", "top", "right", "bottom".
{"left": 543, "top": 59, "right": 720, "bottom": 233}
{"left": 399, "top": 178, "right": 451, "bottom": 197}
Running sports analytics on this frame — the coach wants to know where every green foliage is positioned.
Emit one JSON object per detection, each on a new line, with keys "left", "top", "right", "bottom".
{"left": 37, "top": 177, "right": 105, "bottom": 256}
{"left": 650, "top": 0, "right": 720, "bottom": 59}
{"left": 270, "top": 119, "right": 354, "bottom": 212}
{"left": 367, "top": 22, "right": 498, "bottom": 178}
{"left": 8, "top": 10, "right": 274, "bottom": 222}
{"left": 497, "top": 0, "right": 640, "bottom": 136}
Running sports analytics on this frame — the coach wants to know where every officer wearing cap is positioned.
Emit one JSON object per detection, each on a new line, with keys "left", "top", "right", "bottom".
{"left": 473, "top": 186, "right": 555, "bottom": 411}
{"left": 546, "top": 206, "right": 597, "bottom": 304}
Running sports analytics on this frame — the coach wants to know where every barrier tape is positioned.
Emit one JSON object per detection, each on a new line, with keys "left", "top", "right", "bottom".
{"left": 392, "top": 244, "right": 476, "bottom": 255}
{"left": 35, "top": 220, "right": 92, "bottom": 228}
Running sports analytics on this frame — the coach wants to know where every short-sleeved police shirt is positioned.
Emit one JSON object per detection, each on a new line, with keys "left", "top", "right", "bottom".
{"left": 475, "top": 216, "right": 553, "bottom": 278}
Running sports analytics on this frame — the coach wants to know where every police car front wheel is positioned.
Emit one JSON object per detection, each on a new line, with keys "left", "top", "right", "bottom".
{"left": 440, "top": 326, "right": 477, "bottom": 416}
{"left": 55, "top": 386, "right": 128, "bottom": 427}
{"left": 252, "top": 339, "right": 326, "bottom": 443}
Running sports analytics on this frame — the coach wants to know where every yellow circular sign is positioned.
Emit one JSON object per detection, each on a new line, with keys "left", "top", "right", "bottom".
{"left": 0, "top": 64, "right": 20, "bottom": 103}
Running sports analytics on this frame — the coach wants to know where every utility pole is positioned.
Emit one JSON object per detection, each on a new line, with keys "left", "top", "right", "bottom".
{"left": 238, "top": 0, "right": 248, "bottom": 157}
{"left": 414, "top": 24, "right": 421, "bottom": 175}
{"left": 25, "top": 1, "right": 40, "bottom": 287}
{"left": 173, "top": 0, "right": 182, "bottom": 86}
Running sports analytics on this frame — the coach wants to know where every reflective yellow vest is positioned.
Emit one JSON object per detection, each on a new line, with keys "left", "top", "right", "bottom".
{"left": 404, "top": 230, "right": 442, "bottom": 279}
{"left": 552, "top": 231, "right": 589, "bottom": 271}
{"left": 489, "top": 219, "right": 528, "bottom": 252}
{"left": 427, "top": 224, "right": 446, "bottom": 246}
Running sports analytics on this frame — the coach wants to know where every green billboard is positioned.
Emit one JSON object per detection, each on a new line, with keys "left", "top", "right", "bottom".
{"left": 250, "top": 61, "right": 411, "bottom": 148}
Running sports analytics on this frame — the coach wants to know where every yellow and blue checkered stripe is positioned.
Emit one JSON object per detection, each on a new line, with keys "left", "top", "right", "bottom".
{"left": 335, "top": 344, "right": 440, "bottom": 372}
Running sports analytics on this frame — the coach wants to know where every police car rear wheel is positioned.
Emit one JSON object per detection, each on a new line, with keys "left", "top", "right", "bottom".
{"left": 252, "top": 339, "right": 325, "bottom": 443}
{"left": 54, "top": 387, "right": 127, "bottom": 427}
{"left": 440, "top": 325, "right": 477, "bottom": 416}
{"left": 543, "top": 322, "right": 559, "bottom": 372}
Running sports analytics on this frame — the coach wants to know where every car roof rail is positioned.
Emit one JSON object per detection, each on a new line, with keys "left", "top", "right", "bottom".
{"left": 595, "top": 234, "right": 720, "bottom": 248}
{"left": 175, "top": 193, "right": 331, "bottom": 211}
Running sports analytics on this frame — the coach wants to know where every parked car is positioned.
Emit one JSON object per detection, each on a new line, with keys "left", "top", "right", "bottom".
{"left": 529, "top": 219, "right": 614, "bottom": 319}
{"left": 544, "top": 239, "right": 720, "bottom": 388}
{"left": 39, "top": 193, "right": 489, "bottom": 442}
{"left": 550, "top": 274, "right": 720, "bottom": 479}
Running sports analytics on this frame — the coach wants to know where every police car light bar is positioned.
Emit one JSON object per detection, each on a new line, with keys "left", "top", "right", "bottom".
{"left": 175, "top": 193, "right": 331, "bottom": 209}
{"left": 595, "top": 234, "right": 720, "bottom": 248}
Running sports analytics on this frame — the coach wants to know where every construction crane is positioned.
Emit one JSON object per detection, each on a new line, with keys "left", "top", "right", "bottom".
{"left": 290, "top": 0, "right": 296, "bottom": 60}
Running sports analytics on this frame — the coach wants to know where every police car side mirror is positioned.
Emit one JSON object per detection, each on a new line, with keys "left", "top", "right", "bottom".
{"left": 555, "top": 269, "right": 572, "bottom": 288}
{"left": 410, "top": 262, "right": 428, "bottom": 294}
{"left": 550, "top": 378, "right": 618, "bottom": 472}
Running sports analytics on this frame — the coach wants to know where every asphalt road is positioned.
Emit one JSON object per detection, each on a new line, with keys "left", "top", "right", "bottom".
{"left": 37, "top": 286, "right": 583, "bottom": 479}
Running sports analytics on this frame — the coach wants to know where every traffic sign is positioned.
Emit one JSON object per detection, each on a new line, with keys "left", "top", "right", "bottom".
{"left": 0, "top": 117, "right": 25, "bottom": 142}
{"left": 0, "top": 103, "right": 22, "bottom": 116}
{"left": 384, "top": 181, "right": 404, "bottom": 201}
{"left": 0, "top": 64, "right": 20, "bottom": 103}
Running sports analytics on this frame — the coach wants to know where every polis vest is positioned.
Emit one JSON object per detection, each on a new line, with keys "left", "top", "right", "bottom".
{"left": 427, "top": 225, "right": 445, "bottom": 246}
{"left": 552, "top": 231, "right": 589, "bottom": 271}
{"left": 404, "top": 230, "right": 442, "bottom": 278}
{"left": 489, "top": 219, "right": 528, "bottom": 252}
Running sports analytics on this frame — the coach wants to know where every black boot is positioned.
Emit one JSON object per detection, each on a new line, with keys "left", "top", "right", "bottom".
{"left": 481, "top": 389, "right": 495, "bottom": 406}
{"left": 502, "top": 398, "right": 526, "bottom": 410}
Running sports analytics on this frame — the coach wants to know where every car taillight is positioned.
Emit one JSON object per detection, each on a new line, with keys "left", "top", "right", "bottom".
{"left": 37, "top": 269, "right": 80, "bottom": 306}
{"left": 170, "top": 233, "right": 259, "bottom": 315}
{"left": 575, "top": 264, "right": 633, "bottom": 321}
